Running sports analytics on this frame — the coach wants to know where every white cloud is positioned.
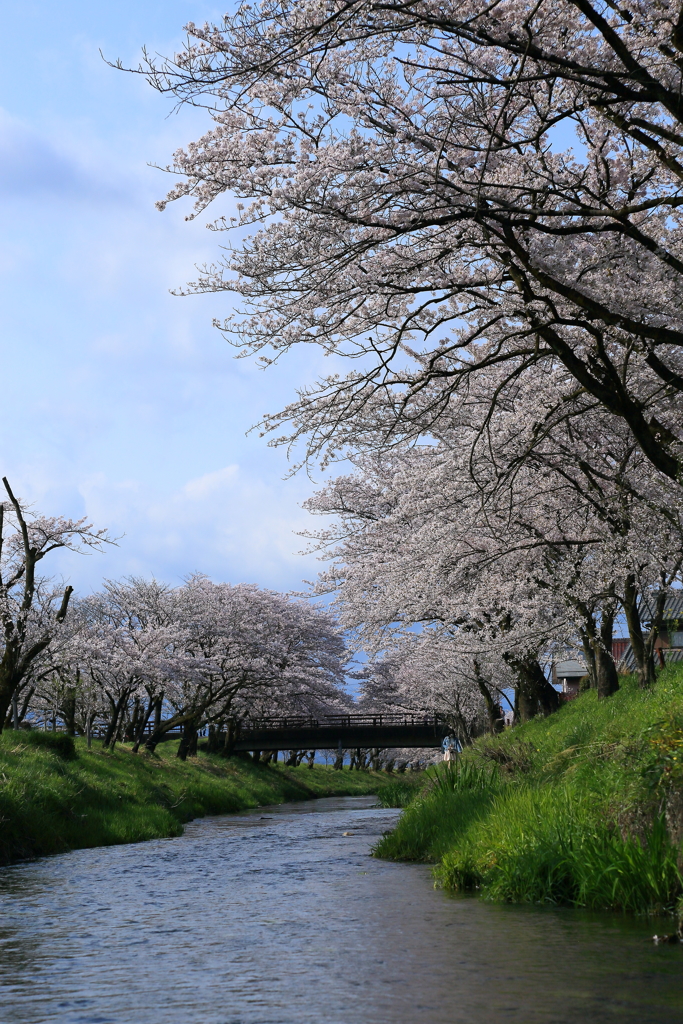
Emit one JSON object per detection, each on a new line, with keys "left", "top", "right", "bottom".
{"left": 0, "top": 3, "right": 334, "bottom": 602}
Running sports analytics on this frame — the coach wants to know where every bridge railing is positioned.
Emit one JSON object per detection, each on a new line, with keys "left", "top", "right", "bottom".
{"left": 147, "top": 712, "right": 445, "bottom": 742}
{"left": 238, "top": 713, "right": 442, "bottom": 732}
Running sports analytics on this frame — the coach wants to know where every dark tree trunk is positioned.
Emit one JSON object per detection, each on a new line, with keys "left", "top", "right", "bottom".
{"left": 124, "top": 697, "right": 140, "bottom": 743}
{"left": 177, "top": 719, "right": 199, "bottom": 760}
{"left": 62, "top": 689, "right": 77, "bottom": 736}
{"left": 17, "top": 686, "right": 34, "bottom": 727}
{"left": 131, "top": 695, "right": 156, "bottom": 753}
{"left": 595, "top": 603, "right": 620, "bottom": 699}
{"left": 0, "top": 640, "right": 23, "bottom": 736}
{"left": 473, "top": 659, "right": 504, "bottom": 734}
{"left": 103, "top": 694, "right": 128, "bottom": 750}
{"left": 206, "top": 724, "right": 219, "bottom": 753}
{"left": 623, "top": 574, "right": 656, "bottom": 688}
{"left": 506, "top": 655, "right": 560, "bottom": 721}
{"left": 579, "top": 628, "right": 597, "bottom": 689}
{"left": 221, "top": 718, "right": 238, "bottom": 757}
{"left": 144, "top": 715, "right": 183, "bottom": 753}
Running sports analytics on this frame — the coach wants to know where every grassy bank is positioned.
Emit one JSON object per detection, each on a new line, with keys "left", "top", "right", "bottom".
{"left": 375, "top": 665, "right": 683, "bottom": 914}
{"left": 0, "top": 734, "right": 388, "bottom": 865}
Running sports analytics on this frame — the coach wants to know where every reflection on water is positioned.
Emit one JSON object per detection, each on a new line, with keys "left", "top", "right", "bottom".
{"left": 0, "top": 794, "right": 682, "bottom": 1024}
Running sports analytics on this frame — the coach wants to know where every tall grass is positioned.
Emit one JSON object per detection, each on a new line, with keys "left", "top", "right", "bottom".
{"left": 439, "top": 785, "right": 681, "bottom": 911}
{"left": 374, "top": 666, "right": 683, "bottom": 913}
{"left": 373, "top": 759, "right": 500, "bottom": 862}
{"left": 374, "top": 779, "right": 422, "bottom": 808}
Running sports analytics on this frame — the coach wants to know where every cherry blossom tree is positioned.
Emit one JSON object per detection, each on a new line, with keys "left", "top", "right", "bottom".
{"left": 129, "top": 0, "right": 683, "bottom": 483}
{"left": 0, "top": 479, "right": 110, "bottom": 734}
{"left": 108, "top": 2, "right": 683, "bottom": 722}
{"left": 150, "top": 575, "right": 348, "bottom": 759}
{"left": 358, "top": 640, "right": 503, "bottom": 742}
{"left": 72, "top": 584, "right": 177, "bottom": 752}
{"left": 304, "top": 363, "right": 683, "bottom": 711}
{"left": 24, "top": 573, "right": 350, "bottom": 758}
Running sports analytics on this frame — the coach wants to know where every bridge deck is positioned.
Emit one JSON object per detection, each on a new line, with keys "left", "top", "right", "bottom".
{"left": 233, "top": 722, "right": 448, "bottom": 750}
{"left": 158, "top": 714, "right": 450, "bottom": 750}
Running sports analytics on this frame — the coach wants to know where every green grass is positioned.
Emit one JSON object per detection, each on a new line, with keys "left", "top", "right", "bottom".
{"left": 0, "top": 735, "right": 390, "bottom": 865}
{"left": 373, "top": 776, "right": 425, "bottom": 808}
{"left": 374, "top": 665, "right": 683, "bottom": 914}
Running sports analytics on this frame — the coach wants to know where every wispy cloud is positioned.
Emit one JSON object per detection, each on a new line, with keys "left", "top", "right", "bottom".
{"left": 0, "top": 108, "right": 124, "bottom": 202}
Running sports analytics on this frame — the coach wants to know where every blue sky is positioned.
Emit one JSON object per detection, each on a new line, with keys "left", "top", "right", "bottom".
{"left": 0, "top": 1, "right": 335, "bottom": 595}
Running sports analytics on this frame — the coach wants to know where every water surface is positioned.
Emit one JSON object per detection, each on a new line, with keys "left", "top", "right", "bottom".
{"left": 0, "top": 795, "right": 681, "bottom": 1023}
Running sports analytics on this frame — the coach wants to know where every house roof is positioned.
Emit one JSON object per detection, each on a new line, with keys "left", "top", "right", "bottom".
{"left": 616, "top": 644, "right": 683, "bottom": 672}
{"left": 640, "top": 594, "right": 683, "bottom": 623}
{"left": 555, "top": 659, "right": 586, "bottom": 678}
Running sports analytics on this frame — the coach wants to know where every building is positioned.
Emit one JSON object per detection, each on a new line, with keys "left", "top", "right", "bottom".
{"left": 551, "top": 652, "right": 588, "bottom": 698}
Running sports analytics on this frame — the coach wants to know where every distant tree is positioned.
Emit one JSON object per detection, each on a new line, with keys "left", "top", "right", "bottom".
{"left": 0, "top": 478, "right": 109, "bottom": 734}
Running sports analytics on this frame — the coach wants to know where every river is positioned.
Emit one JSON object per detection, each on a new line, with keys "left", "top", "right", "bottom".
{"left": 0, "top": 795, "right": 682, "bottom": 1023}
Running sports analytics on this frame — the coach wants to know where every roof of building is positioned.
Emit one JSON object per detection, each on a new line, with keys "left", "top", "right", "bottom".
{"left": 555, "top": 659, "right": 586, "bottom": 678}
{"left": 640, "top": 594, "right": 683, "bottom": 622}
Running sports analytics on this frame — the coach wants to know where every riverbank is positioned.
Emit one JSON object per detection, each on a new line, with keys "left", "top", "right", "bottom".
{"left": 375, "top": 665, "right": 683, "bottom": 913}
{"left": 0, "top": 734, "right": 389, "bottom": 865}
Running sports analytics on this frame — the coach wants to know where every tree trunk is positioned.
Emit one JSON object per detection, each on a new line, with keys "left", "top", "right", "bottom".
{"left": 0, "top": 641, "right": 22, "bottom": 735}
{"left": 594, "top": 644, "right": 620, "bottom": 698}
{"left": 506, "top": 654, "right": 560, "bottom": 721}
{"left": 131, "top": 695, "right": 156, "bottom": 753}
{"left": 473, "top": 659, "right": 504, "bottom": 734}
{"left": 177, "top": 719, "right": 199, "bottom": 761}
{"left": 144, "top": 715, "right": 184, "bottom": 753}
{"left": 103, "top": 694, "right": 128, "bottom": 750}
{"left": 124, "top": 697, "right": 140, "bottom": 743}
{"left": 622, "top": 574, "right": 656, "bottom": 688}
{"left": 222, "top": 718, "right": 238, "bottom": 757}
{"left": 594, "top": 603, "right": 620, "bottom": 699}
{"left": 62, "top": 689, "right": 77, "bottom": 737}
{"left": 579, "top": 628, "right": 597, "bottom": 689}
{"left": 206, "top": 723, "right": 219, "bottom": 753}
{"left": 6, "top": 688, "right": 24, "bottom": 728}
{"left": 154, "top": 697, "right": 162, "bottom": 732}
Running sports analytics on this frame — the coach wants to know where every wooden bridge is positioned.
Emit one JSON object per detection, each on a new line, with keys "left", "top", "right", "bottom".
{"left": 159, "top": 713, "right": 450, "bottom": 750}
{"left": 221, "top": 713, "right": 449, "bottom": 751}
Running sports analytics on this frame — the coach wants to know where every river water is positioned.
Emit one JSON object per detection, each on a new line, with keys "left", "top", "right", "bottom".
{"left": 0, "top": 795, "right": 682, "bottom": 1024}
